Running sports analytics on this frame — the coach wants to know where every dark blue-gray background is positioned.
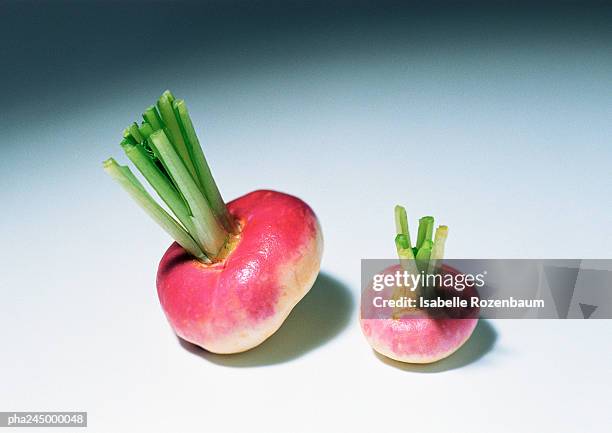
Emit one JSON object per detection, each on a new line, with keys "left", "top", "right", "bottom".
{"left": 1, "top": 2, "right": 610, "bottom": 432}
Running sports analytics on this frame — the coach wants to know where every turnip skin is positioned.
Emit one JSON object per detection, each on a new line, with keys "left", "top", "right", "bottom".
{"left": 157, "top": 190, "right": 323, "bottom": 354}
{"left": 361, "top": 315, "right": 477, "bottom": 363}
{"left": 360, "top": 264, "right": 478, "bottom": 364}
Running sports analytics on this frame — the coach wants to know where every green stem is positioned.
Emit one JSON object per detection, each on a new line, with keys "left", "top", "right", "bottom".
{"left": 393, "top": 208, "right": 450, "bottom": 300}
{"left": 138, "top": 122, "right": 155, "bottom": 141}
{"left": 394, "top": 205, "right": 411, "bottom": 248}
{"left": 149, "top": 129, "right": 228, "bottom": 255}
{"left": 156, "top": 91, "right": 199, "bottom": 183}
{"left": 121, "top": 141, "right": 195, "bottom": 234}
{"left": 143, "top": 106, "right": 163, "bottom": 130}
{"left": 415, "top": 239, "right": 433, "bottom": 273}
{"left": 416, "top": 216, "right": 434, "bottom": 250}
{"left": 173, "top": 99, "right": 236, "bottom": 233}
{"left": 103, "top": 158, "right": 209, "bottom": 262}
{"left": 415, "top": 239, "right": 433, "bottom": 297}
{"left": 128, "top": 123, "right": 143, "bottom": 143}
{"left": 395, "top": 234, "right": 418, "bottom": 276}
{"left": 104, "top": 91, "right": 234, "bottom": 261}
{"left": 427, "top": 225, "right": 448, "bottom": 275}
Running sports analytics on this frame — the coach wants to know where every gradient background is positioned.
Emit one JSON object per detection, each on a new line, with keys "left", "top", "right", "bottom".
{"left": 1, "top": 1, "right": 611, "bottom": 432}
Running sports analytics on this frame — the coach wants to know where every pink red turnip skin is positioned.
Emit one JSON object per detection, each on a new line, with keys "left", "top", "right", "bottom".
{"left": 360, "top": 264, "right": 478, "bottom": 363}
{"left": 157, "top": 190, "right": 323, "bottom": 354}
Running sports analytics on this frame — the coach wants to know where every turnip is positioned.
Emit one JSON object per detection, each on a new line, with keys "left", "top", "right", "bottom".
{"left": 360, "top": 206, "right": 477, "bottom": 363}
{"left": 104, "top": 91, "right": 323, "bottom": 354}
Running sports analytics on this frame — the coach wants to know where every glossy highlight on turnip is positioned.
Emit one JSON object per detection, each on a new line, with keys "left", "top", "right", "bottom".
{"left": 103, "top": 91, "right": 323, "bottom": 354}
{"left": 158, "top": 190, "right": 323, "bottom": 353}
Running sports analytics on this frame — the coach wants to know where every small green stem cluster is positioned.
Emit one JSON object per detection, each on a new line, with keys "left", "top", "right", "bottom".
{"left": 103, "top": 90, "right": 236, "bottom": 263}
{"left": 394, "top": 205, "right": 448, "bottom": 279}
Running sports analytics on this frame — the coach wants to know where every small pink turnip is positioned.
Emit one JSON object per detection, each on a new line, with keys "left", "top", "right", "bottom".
{"left": 360, "top": 206, "right": 477, "bottom": 363}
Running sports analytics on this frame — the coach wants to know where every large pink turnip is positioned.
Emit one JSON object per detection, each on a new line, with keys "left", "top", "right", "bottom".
{"left": 104, "top": 91, "right": 323, "bottom": 354}
{"left": 158, "top": 190, "right": 323, "bottom": 353}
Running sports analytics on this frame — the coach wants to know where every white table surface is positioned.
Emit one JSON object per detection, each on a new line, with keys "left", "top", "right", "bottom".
{"left": 1, "top": 3, "right": 610, "bottom": 432}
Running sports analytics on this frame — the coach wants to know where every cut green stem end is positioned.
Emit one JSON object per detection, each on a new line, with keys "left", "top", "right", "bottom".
{"left": 416, "top": 216, "right": 434, "bottom": 250}
{"left": 103, "top": 90, "right": 237, "bottom": 262}
{"left": 394, "top": 205, "right": 412, "bottom": 249}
